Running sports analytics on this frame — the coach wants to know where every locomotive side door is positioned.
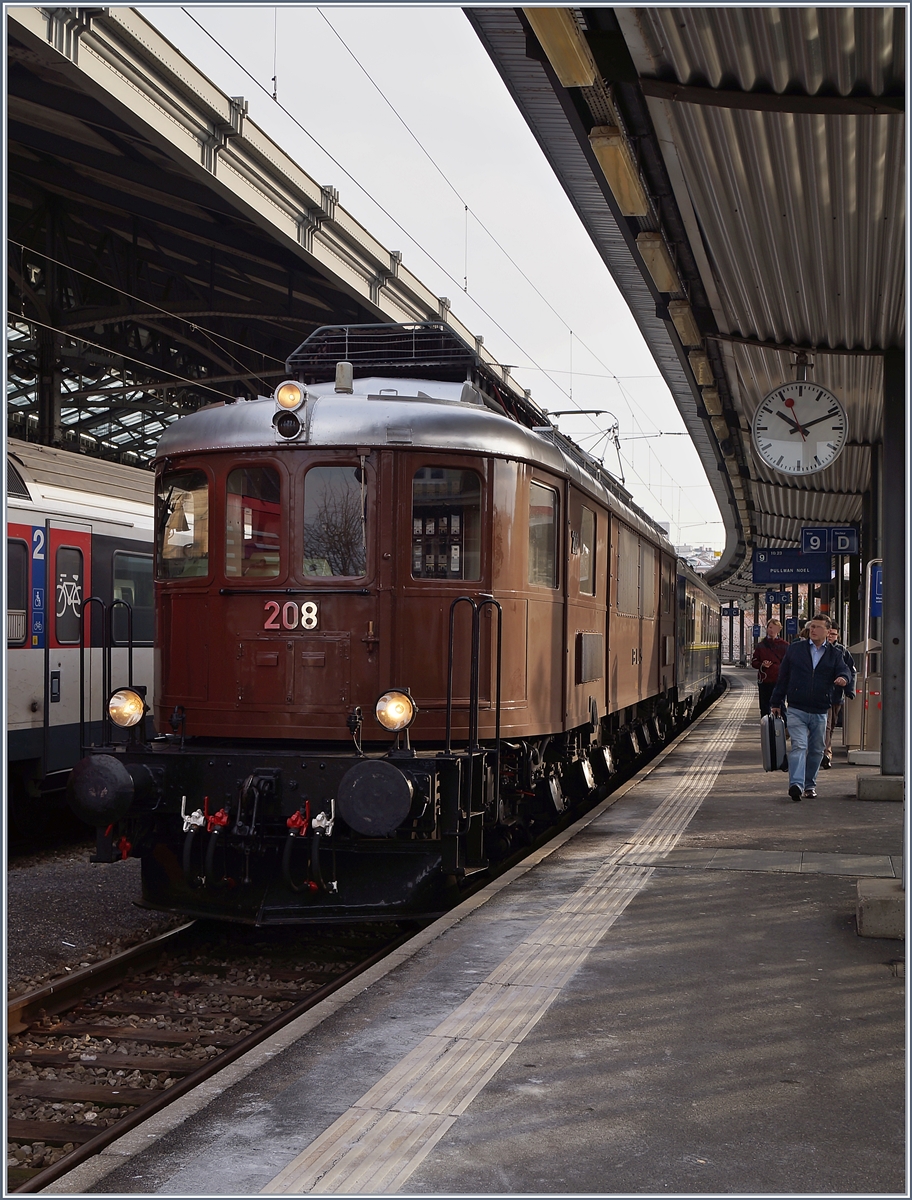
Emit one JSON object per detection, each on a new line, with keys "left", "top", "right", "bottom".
{"left": 391, "top": 453, "right": 491, "bottom": 742}
{"left": 564, "top": 486, "right": 608, "bottom": 730}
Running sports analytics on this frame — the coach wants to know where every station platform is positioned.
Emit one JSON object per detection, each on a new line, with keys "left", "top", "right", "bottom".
{"left": 49, "top": 671, "right": 906, "bottom": 1197}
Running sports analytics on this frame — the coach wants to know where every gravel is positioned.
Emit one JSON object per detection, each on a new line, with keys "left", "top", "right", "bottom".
{"left": 7, "top": 844, "right": 183, "bottom": 997}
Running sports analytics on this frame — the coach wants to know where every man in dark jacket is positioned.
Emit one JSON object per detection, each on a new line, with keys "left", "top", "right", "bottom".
{"left": 751, "top": 619, "right": 788, "bottom": 716}
{"left": 770, "top": 615, "right": 849, "bottom": 801}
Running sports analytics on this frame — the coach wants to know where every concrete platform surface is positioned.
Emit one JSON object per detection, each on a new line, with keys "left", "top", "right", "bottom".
{"left": 47, "top": 672, "right": 906, "bottom": 1196}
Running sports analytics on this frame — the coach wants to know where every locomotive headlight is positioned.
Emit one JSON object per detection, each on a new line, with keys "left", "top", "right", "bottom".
{"left": 274, "top": 380, "right": 305, "bottom": 410}
{"left": 375, "top": 689, "right": 417, "bottom": 732}
{"left": 108, "top": 688, "right": 146, "bottom": 728}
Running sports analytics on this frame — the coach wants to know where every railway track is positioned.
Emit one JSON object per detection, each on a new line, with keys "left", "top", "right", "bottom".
{"left": 7, "top": 920, "right": 415, "bottom": 1193}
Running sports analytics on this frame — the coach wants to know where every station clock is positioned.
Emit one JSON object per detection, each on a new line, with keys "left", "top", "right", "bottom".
{"left": 750, "top": 382, "right": 848, "bottom": 476}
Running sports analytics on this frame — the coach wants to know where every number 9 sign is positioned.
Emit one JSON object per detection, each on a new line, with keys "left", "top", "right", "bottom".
{"left": 264, "top": 600, "right": 319, "bottom": 631}
{"left": 801, "top": 527, "right": 829, "bottom": 554}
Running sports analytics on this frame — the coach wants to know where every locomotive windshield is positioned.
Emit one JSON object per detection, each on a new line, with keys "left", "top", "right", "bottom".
{"left": 411, "top": 468, "right": 481, "bottom": 580}
{"left": 303, "top": 465, "right": 366, "bottom": 577}
{"left": 156, "top": 469, "right": 209, "bottom": 578}
{"left": 226, "top": 467, "right": 281, "bottom": 578}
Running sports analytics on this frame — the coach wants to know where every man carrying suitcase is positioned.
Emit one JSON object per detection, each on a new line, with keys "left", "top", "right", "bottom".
{"left": 770, "top": 615, "right": 849, "bottom": 801}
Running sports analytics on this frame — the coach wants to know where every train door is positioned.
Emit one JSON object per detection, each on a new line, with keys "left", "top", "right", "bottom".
{"left": 393, "top": 454, "right": 491, "bottom": 741}
{"left": 564, "top": 487, "right": 607, "bottom": 729}
{"left": 525, "top": 470, "right": 563, "bottom": 734}
{"left": 659, "top": 553, "right": 677, "bottom": 697}
{"left": 47, "top": 521, "right": 92, "bottom": 773}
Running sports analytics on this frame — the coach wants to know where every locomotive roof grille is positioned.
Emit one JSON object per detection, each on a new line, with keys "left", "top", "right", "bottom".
{"left": 284, "top": 323, "right": 668, "bottom": 542}
{"left": 286, "top": 322, "right": 546, "bottom": 430}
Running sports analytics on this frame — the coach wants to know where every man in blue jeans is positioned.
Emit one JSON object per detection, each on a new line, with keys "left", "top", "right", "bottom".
{"left": 770, "top": 615, "right": 849, "bottom": 801}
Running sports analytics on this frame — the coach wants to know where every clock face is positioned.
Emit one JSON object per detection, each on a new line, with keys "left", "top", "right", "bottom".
{"left": 751, "top": 383, "right": 848, "bottom": 475}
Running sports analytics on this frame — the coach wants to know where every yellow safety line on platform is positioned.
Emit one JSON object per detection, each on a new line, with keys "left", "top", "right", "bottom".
{"left": 262, "top": 687, "right": 754, "bottom": 1195}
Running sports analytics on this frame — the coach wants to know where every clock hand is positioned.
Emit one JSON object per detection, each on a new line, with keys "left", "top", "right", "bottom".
{"left": 776, "top": 409, "right": 808, "bottom": 440}
{"left": 786, "top": 412, "right": 840, "bottom": 434}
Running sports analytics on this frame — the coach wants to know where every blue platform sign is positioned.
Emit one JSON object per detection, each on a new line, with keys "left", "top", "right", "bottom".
{"left": 752, "top": 624, "right": 762, "bottom": 639}
{"left": 721, "top": 606, "right": 739, "bottom": 617}
{"left": 785, "top": 617, "right": 799, "bottom": 637}
{"left": 765, "top": 589, "right": 790, "bottom": 606}
{"left": 800, "top": 526, "right": 859, "bottom": 555}
{"left": 871, "top": 564, "right": 883, "bottom": 617}
{"left": 753, "top": 549, "right": 831, "bottom": 584}
{"left": 830, "top": 527, "right": 859, "bottom": 555}
{"left": 801, "top": 527, "right": 829, "bottom": 554}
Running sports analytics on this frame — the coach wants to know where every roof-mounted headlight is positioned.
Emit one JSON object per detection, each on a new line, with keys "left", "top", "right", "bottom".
{"left": 375, "top": 689, "right": 417, "bottom": 732}
{"left": 108, "top": 688, "right": 146, "bottom": 728}
{"left": 274, "top": 380, "right": 305, "bottom": 410}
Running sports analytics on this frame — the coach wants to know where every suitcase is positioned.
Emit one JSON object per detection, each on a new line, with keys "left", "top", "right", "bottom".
{"left": 761, "top": 714, "right": 787, "bottom": 772}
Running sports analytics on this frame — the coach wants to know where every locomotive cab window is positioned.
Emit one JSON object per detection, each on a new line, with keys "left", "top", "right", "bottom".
{"left": 226, "top": 467, "right": 281, "bottom": 578}
{"left": 303, "top": 465, "right": 367, "bottom": 577}
{"left": 411, "top": 468, "right": 481, "bottom": 580}
{"left": 529, "top": 482, "right": 558, "bottom": 588}
{"left": 7, "top": 539, "right": 28, "bottom": 646}
{"left": 157, "top": 470, "right": 209, "bottom": 578}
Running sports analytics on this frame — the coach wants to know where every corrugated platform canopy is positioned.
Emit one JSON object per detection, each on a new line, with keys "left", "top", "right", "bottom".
{"left": 468, "top": 7, "right": 905, "bottom": 595}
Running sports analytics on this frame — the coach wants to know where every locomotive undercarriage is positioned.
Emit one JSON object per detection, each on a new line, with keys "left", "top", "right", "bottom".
{"left": 67, "top": 683, "right": 711, "bottom": 925}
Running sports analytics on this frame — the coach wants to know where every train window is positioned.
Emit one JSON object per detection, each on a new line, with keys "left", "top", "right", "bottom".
{"left": 529, "top": 482, "right": 558, "bottom": 588}
{"left": 55, "top": 546, "right": 83, "bottom": 644}
{"left": 157, "top": 470, "right": 209, "bottom": 578}
{"left": 7, "top": 539, "right": 28, "bottom": 646}
{"left": 412, "top": 468, "right": 481, "bottom": 580}
{"left": 661, "top": 558, "right": 675, "bottom": 614}
{"left": 111, "top": 552, "right": 154, "bottom": 644}
{"left": 303, "top": 465, "right": 366, "bottom": 577}
{"left": 640, "top": 544, "right": 656, "bottom": 619}
{"left": 579, "top": 507, "right": 595, "bottom": 595}
{"left": 226, "top": 467, "right": 281, "bottom": 578}
{"left": 616, "top": 524, "right": 639, "bottom": 615}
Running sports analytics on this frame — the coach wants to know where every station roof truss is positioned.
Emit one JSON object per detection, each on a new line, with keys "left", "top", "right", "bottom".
{"left": 6, "top": 6, "right": 536, "bottom": 467}
{"left": 468, "top": 7, "right": 904, "bottom": 596}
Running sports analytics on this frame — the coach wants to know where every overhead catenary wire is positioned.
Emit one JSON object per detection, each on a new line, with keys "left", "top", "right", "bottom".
{"left": 178, "top": 6, "right": 713, "bottom": 535}
{"left": 180, "top": 7, "right": 574, "bottom": 408}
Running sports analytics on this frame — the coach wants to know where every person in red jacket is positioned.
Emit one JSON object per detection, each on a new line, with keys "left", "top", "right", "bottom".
{"left": 751, "top": 618, "right": 788, "bottom": 717}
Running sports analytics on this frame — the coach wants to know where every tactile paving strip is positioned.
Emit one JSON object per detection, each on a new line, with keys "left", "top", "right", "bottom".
{"left": 262, "top": 687, "right": 753, "bottom": 1194}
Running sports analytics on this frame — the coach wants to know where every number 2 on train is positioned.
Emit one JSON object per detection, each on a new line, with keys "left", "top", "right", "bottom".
{"left": 263, "top": 600, "right": 319, "bottom": 630}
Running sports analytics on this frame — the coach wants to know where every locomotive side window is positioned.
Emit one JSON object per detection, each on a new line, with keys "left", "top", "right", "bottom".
{"left": 640, "top": 543, "right": 657, "bottom": 619}
{"left": 579, "top": 507, "right": 595, "bottom": 595}
{"left": 55, "top": 546, "right": 83, "bottom": 644}
{"left": 616, "top": 524, "right": 639, "bottom": 615}
{"left": 157, "top": 470, "right": 209, "bottom": 578}
{"left": 226, "top": 467, "right": 281, "bottom": 578}
{"left": 111, "top": 552, "right": 154, "bottom": 644}
{"left": 528, "top": 482, "right": 558, "bottom": 588}
{"left": 303, "top": 465, "right": 366, "bottom": 577}
{"left": 7, "top": 539, "right": 28, "bottom": 646}
{"left": 411, "top": 468, "right": 481, "bottom": 580}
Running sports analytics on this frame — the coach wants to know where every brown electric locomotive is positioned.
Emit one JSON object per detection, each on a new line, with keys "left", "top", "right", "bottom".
{"left": 68, "top": 323, "right": 722, "bottom": 924}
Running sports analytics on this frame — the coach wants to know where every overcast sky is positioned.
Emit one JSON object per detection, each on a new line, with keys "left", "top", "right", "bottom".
{"left": 139, "top": 4, "right": 725, "bottom": 551}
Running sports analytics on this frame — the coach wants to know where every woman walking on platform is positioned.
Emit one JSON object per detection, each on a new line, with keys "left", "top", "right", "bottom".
{"left": 751, "top": 619, "right": 788, "bottom": 717}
